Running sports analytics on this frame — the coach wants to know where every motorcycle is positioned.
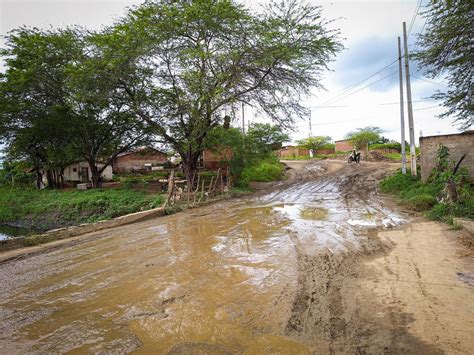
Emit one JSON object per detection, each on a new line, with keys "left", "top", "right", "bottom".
{"left": 348, "top": 151, "right": 361, "bottom": 163}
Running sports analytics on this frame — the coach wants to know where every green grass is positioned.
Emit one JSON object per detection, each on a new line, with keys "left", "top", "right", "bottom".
{"left": 279, "top": 155, "right": 314, "bottom": 161}
{"left": 380, "top": 170, "right": 474, "bottom": 223}
{"left": 241, "top": 159, "right": 284, "bottom": 184}
{"left": 0, "top": 186, "right": 164, "bottom": 230}
{"left": 384, "top": 153, "right": 402, "bottom": 161}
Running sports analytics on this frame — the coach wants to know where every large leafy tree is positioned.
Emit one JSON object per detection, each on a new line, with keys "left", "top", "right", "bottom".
{"left": 0, "top": 28, "right": 81, "bottom": 188}
{"left": 115, "top": 0, "right": 341, "bottom": 189}
{"left": 246, "top": 123, "right": 290, "bottom": 155}
{"left": 414, "top": 0, "right": 473, "bottom": 129}
{"left": 0, "top": 28, "right": 148, "bottom": 188}
{"left": 345, "top": 126, "right": 382, "bottom": 152}
{"left": 296, "top": 136, "right": 332, "bottom": 151}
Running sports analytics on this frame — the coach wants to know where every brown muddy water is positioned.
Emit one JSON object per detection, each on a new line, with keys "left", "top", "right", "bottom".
{"left": 0, "top": 163, "right": 405, "bottom": 353}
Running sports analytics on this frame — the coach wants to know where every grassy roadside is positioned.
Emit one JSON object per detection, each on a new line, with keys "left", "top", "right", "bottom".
{"left": 0, "top": 186, "right": 165, "bottom": 231}
{"left": 380, "top": 170, "right": 474, "bottom": 224}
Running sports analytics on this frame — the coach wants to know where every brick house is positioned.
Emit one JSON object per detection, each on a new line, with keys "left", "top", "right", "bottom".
{"left": 201, "top": 147, "right": 233, "bottom": 170}
{"left": 277, "top": 146, "right": 310, "bottom": 158}
{"left": 335, "top": 139, "right": 354, "bottom": 152}
{"left": 113, "top": 148, "right": 168, "bottom": 173}
{"left": 419, "top": 130, "right": 473, "bottom": 182}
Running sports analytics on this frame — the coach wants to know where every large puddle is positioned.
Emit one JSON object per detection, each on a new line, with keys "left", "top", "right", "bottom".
{"left": 0, "top": 171, "right": 405, "bottom": 353}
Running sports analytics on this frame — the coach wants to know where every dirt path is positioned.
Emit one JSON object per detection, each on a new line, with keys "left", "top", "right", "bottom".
{"left": 0, "top": 160, "right": 472, "bottom": 353}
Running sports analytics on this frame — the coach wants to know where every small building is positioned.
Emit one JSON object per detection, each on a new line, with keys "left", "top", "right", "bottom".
{"left": 113, "top": 148, "right": 168, "bottom": 173}
{"left": 277, "top": 146, "right": 309, "bottom": 158}
{"left": 202, "top": 147, "right": 233, "bottom": 170}
{"left": 64, "top": 161, "right": 113, "bottom": 183}
{"left": 419, "top": 130, "right": 474, "bottom": 182}
{"left": 335, "top": 139, "right": 354, "bottom": 152}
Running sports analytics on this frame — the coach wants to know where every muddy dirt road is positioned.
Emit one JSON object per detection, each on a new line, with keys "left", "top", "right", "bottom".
{"left": 0, "top": 160, "right": 472, "bottom": 354}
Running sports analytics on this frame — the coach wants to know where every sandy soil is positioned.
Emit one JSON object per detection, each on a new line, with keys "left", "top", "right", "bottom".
{"left": 0, "top": 160, "right": 472, "bottom": 354}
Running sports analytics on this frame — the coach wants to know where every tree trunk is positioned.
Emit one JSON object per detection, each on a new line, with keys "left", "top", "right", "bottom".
{"left": 45, "top": 169, "right": 54, "bottom": 189}
{"left": 181, "top": 150, "right": 201, "bottom": 193}
{"left": 35, "top": 170, "right": 43, "bottom": 189}
{"left": 88, "top": 161, "right": 102, "bottom": 189}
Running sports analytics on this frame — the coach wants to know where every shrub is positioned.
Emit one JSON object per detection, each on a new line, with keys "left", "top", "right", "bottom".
{"left": 240, "top": 159, "right": 284, "bottom": 185}
{"left": 370, "top": 142, "right": 403, "bottom": 152}
{"left": 380, "top": 171, "right": 419, "bottom": 193}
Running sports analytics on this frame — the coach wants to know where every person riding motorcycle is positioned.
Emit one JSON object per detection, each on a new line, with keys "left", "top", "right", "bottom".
{"left": 348, "top": 149, "right": 361, "bottom": 163}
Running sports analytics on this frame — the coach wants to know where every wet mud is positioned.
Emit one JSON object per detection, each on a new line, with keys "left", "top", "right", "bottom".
{"left": 0, "top": 160, "right": 472, "bottom": 353}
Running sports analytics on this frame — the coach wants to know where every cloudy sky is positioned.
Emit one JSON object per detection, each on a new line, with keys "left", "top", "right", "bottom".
{"left": 0, "top": 0, "right": 467, "bottom": 145}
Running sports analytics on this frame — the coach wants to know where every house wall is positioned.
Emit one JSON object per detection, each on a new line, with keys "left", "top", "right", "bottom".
{"left": 114, "top": 152, "right": 168, "bottom": 173}
{"left": 278, "top": 147, "right": 309, "bottom": 158}
{"left": 202, "top": 148, "right": 233, "bottom": 170}
{"left": 314, "top": 148, "right": 335, "bottom": 155}
{"left": 335, "top": 140, "right": 354, "bottom": 152}
{"left": 64, "top": 162, "right": 113, "bottom": 182}
{"left": 419, "top": 131, "right": 474, "bottom": 182}
{"left": 371, "top": 148, "right": 399, "bottom": 155}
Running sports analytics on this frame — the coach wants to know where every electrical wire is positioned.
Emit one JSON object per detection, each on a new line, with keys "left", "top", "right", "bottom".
{"left": 313, "top": 69, "right": 399, "bottom": 111}
{"left": 413, "top": 105, "right": 441, "bottom": 111}
{"left": 411, "top": 75, "right": 446, "bottom": 86}
{"left": 408, "top": 0, "right": 423, "bottom": 36}
{"left": 313, "top": 58, "right": 398, "bottom": 110}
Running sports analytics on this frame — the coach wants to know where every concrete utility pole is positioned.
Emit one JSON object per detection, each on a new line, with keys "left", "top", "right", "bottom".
{"left": 398, "top": 36, "right": 407, "bottom": 175}
{"left": 308, "top": 108, "right": 313, "bottom": 138}
{"left": 241, "top": 102, "right": 245, "bottom": 134}
{"left": 403, "top": 22, "right": 417, "bottom": 176}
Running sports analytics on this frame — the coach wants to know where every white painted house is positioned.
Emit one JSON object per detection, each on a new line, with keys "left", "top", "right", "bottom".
{"left": 63, "top": 161, "right": 113, "bottom": 183}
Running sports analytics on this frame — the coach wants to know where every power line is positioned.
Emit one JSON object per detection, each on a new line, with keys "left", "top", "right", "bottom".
{"left": 413, "top": 105, "right": 441, "bottom": 111}
{"left": 314, "top": 58, "right": 398, "bottom": 110}
{"left": 379, "top": 98, "right": 433, "bottom": 105}
{"left": 408, "top": 0, "right": 423, "bottom": 36}
{"left": 314, "top": 70, "right": 399, "bottom": 110}
{"left": 411, "top": 75, "right": 446, "bottom": 86}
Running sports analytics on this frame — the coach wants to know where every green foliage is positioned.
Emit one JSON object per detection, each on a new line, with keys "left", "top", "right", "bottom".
{"left": 381, "top": 164, "right": 473, "bottom": 223}
{"left": 370, "top": 142, "right": 403, "bottom": 152}
{"left": 240, "top": 158, "right": 284, "bottom": 186}
{"left": 0, "top": 186, "right": 165, "bottom": 229}
{"left": 205, "top": 124, "right": 287, "bottom": 185}
{"left": 380, "top": 172, "right": 421, "bottom": 194}
{"left": 246, "top": 123, "right": 290, "bottom": 154}
{"left": 345, "top": 127, "right": 383, "bottom": 151}
{"left": 114, "top": 0, "right": 341, "bottom": 183}
{"left": 296, "top": 136, "right": 333, "bottom": 151}
{"left": 414, "top": 0, "right": 473, "bottom": 129}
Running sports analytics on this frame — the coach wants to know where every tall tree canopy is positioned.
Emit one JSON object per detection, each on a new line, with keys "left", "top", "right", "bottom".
{"left": 115, "top": 0, "right": 342, "bottom": 188}
{"left": 297, "top": 136, "right": 332, "bottom": 151}
{"left": 414, "top": 0, "right": 473, "bottom": 129}
{"left": 345, "top": 126, "right": 382, "bottom": 152}
{"left": 0, "top": 28, "right": 148, "bottom": 188}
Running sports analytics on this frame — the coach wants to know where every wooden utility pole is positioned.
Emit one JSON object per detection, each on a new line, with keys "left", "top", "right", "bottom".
{"left": 308, "top": 109, "right": 313, "bottom": 138}
{"left": 403, "top": 22, "right": 417, "bottom": 176}
{"left": 398, "top": 36, "right": 407, "bottom": 174}
{"left": 241, "top": 102, "right": 245, "bottom": 134}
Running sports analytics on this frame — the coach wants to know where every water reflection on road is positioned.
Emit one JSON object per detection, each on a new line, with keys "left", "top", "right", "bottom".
{"left": 0, "top": 164, "right": 404, "bottom": 353}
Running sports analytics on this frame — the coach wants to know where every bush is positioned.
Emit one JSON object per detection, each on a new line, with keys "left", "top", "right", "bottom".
{"left": 381, "top": 168, "right": 473, "bottom": 223}
{"left": 380, "top": 171, "right": 419, "bottom": 194}
{"left": 240, "top": 159, "right": 284, "bottom": 186}
{"left": 370, "top": 142, "right": 403, "bottom": 152}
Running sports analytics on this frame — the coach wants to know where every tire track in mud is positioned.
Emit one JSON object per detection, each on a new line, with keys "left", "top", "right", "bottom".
{"left": 281, "top": 162, "right": 445, "bottom": 353}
